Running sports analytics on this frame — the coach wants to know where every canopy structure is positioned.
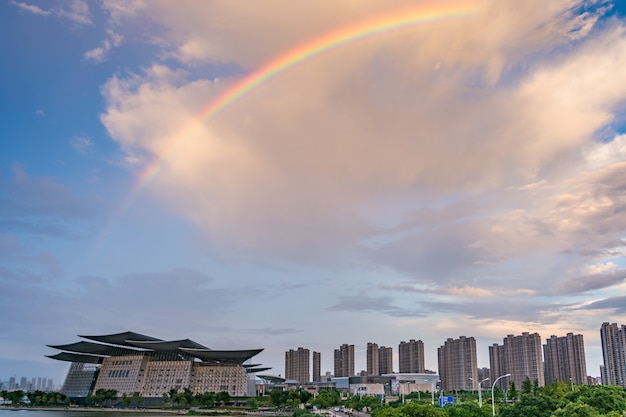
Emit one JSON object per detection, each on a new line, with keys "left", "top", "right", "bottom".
{"left": 47, "top": 331, "right": 266, "bottom": 370}
{"left": 47, "top": 341, "right": 142, "bottom": 356}
{"left": 46, "top": 352, "right": 104, "bottom": 364}
{"left": 79, "top": 331, "right": 163, "bottom": 347}
{"left": 179, "top": 348, "right": 264, "bottom": 364}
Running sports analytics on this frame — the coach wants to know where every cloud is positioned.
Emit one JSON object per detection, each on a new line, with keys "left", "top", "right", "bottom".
{"left": 56, "top": 0, "right": 92, "bottom": 25}
{"left": 98, "top": 1, "right": 626, "bottom": 320}
{"left": 85, "top": 30, "right": 123, "bottom": 63}
{"left": 11, "top": 0, "right": 92, "bottom": 25}
{"left": 70, "top": 135, "right": 94, "bottom": 154}
{"left": 328, "top": 295, "right": 426, "bottom": 318}
{"left": 0, "top": 164, "right": 94, "bottom": 220}
{"left": 10, "top": 1, "right": 50, "bottom": 16}
{"left": 582, "top": 295, "right": 626, "bottom": 314}
{"left": 548, "top": 270, "right": 626, "bottom": 296}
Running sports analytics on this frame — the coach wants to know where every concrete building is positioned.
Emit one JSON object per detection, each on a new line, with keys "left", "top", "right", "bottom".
{"left": 285, "top": 347, "right": 310, "bottom": 384}
{"left": 399, "top": 339, "right": 425, "bottom": 373}
{"left": 47, "top": 331, "right": 268, "bottom": 398}
{"left": 334, "top": 344, "right": 354, "bottom": 377}
{"left": 379, "top": 346, "right": 393, "bottom": 375}
{"left": 600, "top": 322, "right": 626, "bottom": 387}
{"left": 543, "top": 333, "right": 587, "bottom": 385}
{"left": 489, "top": 332, "right": 544, "bottom": 390}
{"left": 366, "top": 343, "right": 380, "bottom": 376}
{"left": 438, "top": 336, "right": 477, "bottom": 391}
{"left": 312, "top": 351, "right": 321, "bottom": 382}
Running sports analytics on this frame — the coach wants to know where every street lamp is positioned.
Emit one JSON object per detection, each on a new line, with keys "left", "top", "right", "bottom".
{"left": 469, "top": 377, "right": 490, "bottom": 408}
{"left": 491, "top": 374, "right": 511, "bottom": 417}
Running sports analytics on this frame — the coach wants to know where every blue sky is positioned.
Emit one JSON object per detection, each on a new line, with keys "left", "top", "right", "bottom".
{"left": 2, "top": 0, "right": 626, "bottom": 387}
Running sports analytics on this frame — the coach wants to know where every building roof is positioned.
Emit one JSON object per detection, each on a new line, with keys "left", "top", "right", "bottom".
{"left": 179, "top": 348, "right": 263, "bottom": 364}
{"left": 126, "top": 339, "right": 208, "bottom": 350}
{"left": 47, "top": 341, "right": 142, "bottom": 356}
{"left": 79, "top": 331, "right": 163, "bottom": 347}
{"left": 47, "top": 331, "right": 267, "bottom": 370}
{"left": 46, "top": 352, "right": 104, "bottom": 364}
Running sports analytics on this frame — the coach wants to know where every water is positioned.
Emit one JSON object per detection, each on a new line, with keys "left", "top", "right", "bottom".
{"left": 0, "top": 410, "right": 178, "bottom": 417}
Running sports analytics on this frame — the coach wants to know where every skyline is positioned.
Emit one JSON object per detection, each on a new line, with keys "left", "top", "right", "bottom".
{"left": 2, "top": 0, "right": 626, "bottom": 387}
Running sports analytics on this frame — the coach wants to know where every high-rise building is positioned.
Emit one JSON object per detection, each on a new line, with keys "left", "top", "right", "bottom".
{"left": 367, "top": 343, "right": 380, "bottom": 376}
{"left": 334, "top": 344, "right": 354, "bottom": 377}
{"left": 543, "top": 333, "right": 587, "bottom": 385}
{"left": 438, "top": 336, "right": 477, "bottom": 390}
{"left": 379, "top": 346, "right": 393, "bottom": 375}
{"left": 600, "top": 322, "right": 626, "bottom": 387}
{"left": 399, "top": 339, "right": 425, "bottom": 373}
{"left": 313, "top": 351, "right": 321, "bottom": 382}
{"left": 489, "top": 332, "right": 544, "bottom": 389}
{"left": 285, "top": 347, "right": 310, "bottom": 384}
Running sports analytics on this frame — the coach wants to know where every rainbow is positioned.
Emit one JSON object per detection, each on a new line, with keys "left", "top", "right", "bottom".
{"left": 92, "top": 2, "right": 476, "bottom": 254}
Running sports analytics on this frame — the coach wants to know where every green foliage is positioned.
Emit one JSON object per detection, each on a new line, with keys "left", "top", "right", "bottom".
{"left": 313, "top": 389, "right": 341, "bottom": 408}
{"left": 550, "top": 402, "right": 600, "bottom": 417}
{"left": 508, "top": 382, "right": 517, "bottom": 402}
{"left": 293, "top": 408, "right": 313, "bottom": 417}
{"left": 401, "top": 402, "right": 447, "bottom": 417}
{"left": 442, "top": 403, "right": 490, "bottom": 417}
{"left": 521, "top": 378, "right": 532, "bottom": 396}
{"left": 564, "top": 385, "right": 626, "bottom": 415}
{"left": 216, "top": 391, "right": 231, "bottom": 404}
{"left": 498, "top": 393, "right": 559, "bottom": 417}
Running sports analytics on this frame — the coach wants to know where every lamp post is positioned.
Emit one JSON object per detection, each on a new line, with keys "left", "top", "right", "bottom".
{"left": 491, "top": 374, "right": 511, "bottom": 417}
{"left": 469, "top": 377, "right": 490, "bottom": 408}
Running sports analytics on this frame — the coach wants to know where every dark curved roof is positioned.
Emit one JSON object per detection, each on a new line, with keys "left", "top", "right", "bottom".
{"left": 47, "top": 341, "right": 142, "bottom": 356}
{"left": 258, "top": 375, "right": 286, "bottom": 383}
{"left": 46, "top": 352, "right": 104, "bottom": 364}
{"left": 47, "top": 331, "right": 265, "bottom": 367}
{"left": 245, "top": 367, "right": 272, "bottom": 373}
{"left": 179, "top": 348, "right": 263, "bottom": 363}
{"left": 79, "top": 331, "right": 162, "bottom": 347}
{"left": 243, "top": 363, "right": 262, "bottom": 368}
{"left": 126, "top": 339, "right": 208, "bottom": 350}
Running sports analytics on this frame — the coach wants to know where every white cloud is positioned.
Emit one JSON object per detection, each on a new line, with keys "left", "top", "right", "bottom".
{"left": 98, "top": 0, "right": 626, "bottom": 345}
{"left": 10, "top": 1, "right": 50, "bottom": 16}
{"left": 70, "top": 135, "right": 94, "bottom": 154}
{"left": 85, "top": 29, "right": 123, "bottom": 63}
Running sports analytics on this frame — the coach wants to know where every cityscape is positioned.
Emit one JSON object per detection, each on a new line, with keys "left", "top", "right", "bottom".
{"left": 2, "top": 1, "right": 626, "bottom": 416}
{"left": 1, "top": 322, "right": 624, "bottom": 401}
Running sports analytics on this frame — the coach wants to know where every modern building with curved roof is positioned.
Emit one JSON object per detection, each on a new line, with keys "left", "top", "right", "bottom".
{"left": 47, "top": 331, "right": 267, "bottom": 399}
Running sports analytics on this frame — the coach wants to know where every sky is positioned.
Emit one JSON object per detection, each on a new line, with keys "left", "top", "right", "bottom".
{"left": 2, "top": 0, "right": 626, "bottom": 387}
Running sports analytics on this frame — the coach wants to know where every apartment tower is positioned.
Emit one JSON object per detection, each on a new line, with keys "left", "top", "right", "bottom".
{"left": 367, "top": 343, "right": 380, "bottom": 376}
{"left": 312, "top": 351, "right": 321, "bottom": 382}
{"left": 379, "top": 346, "right": 393, "bottom": 374}
{"left": 334, "top": 344, "right": 354, "bottom": 377}
{"left": 438, "top": 336, "right": 478, "bottom": 390}
{"left": 285, "top": 347, "right": 310, "bottom": 384}
{"left": 543, "top": 333, "right": 587, "bottom": 385}
{"left": 399, "top": 339, "right": 425, "bottom": 373}
{"left": 489, "top": 332, "right": 544, "bottom": 389}
{"left": 600, "top": 322, "right": 626, "bottom": 387}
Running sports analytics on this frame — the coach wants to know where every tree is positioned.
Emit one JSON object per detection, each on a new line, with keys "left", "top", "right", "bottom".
{"left": 521, "top": 377, "right": 532, "bottom": 396}
{"left": 299, "top": 389, "right": 313, "bottom": 404}
{"left": 247, "top": 397, "right": 259, "bottom": 410}
{"left": 550, "top": 402, "right": 600, "bottom": 417}
{"left": 442, "top": 403, "right": 490, "bottom": 417}
{"left": 508, "top": 381, "right": 517, "bottom": 402}
{"left": 565, "top": 385, "right": 626, "bottom": 415}
{"left": 216, "top": 390, "right": 231, "bottom": 405}
{"left": 121, "top": 393, "right": 131, "bottom": 407}
{"left": 270, "top": 390, "right": 288, "bottom": 407}
{"left": 498, "top": 393, "right": 558, "bottom": 417}
{"left": 401, "top": 402, "right": 446, "bottom": 417}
